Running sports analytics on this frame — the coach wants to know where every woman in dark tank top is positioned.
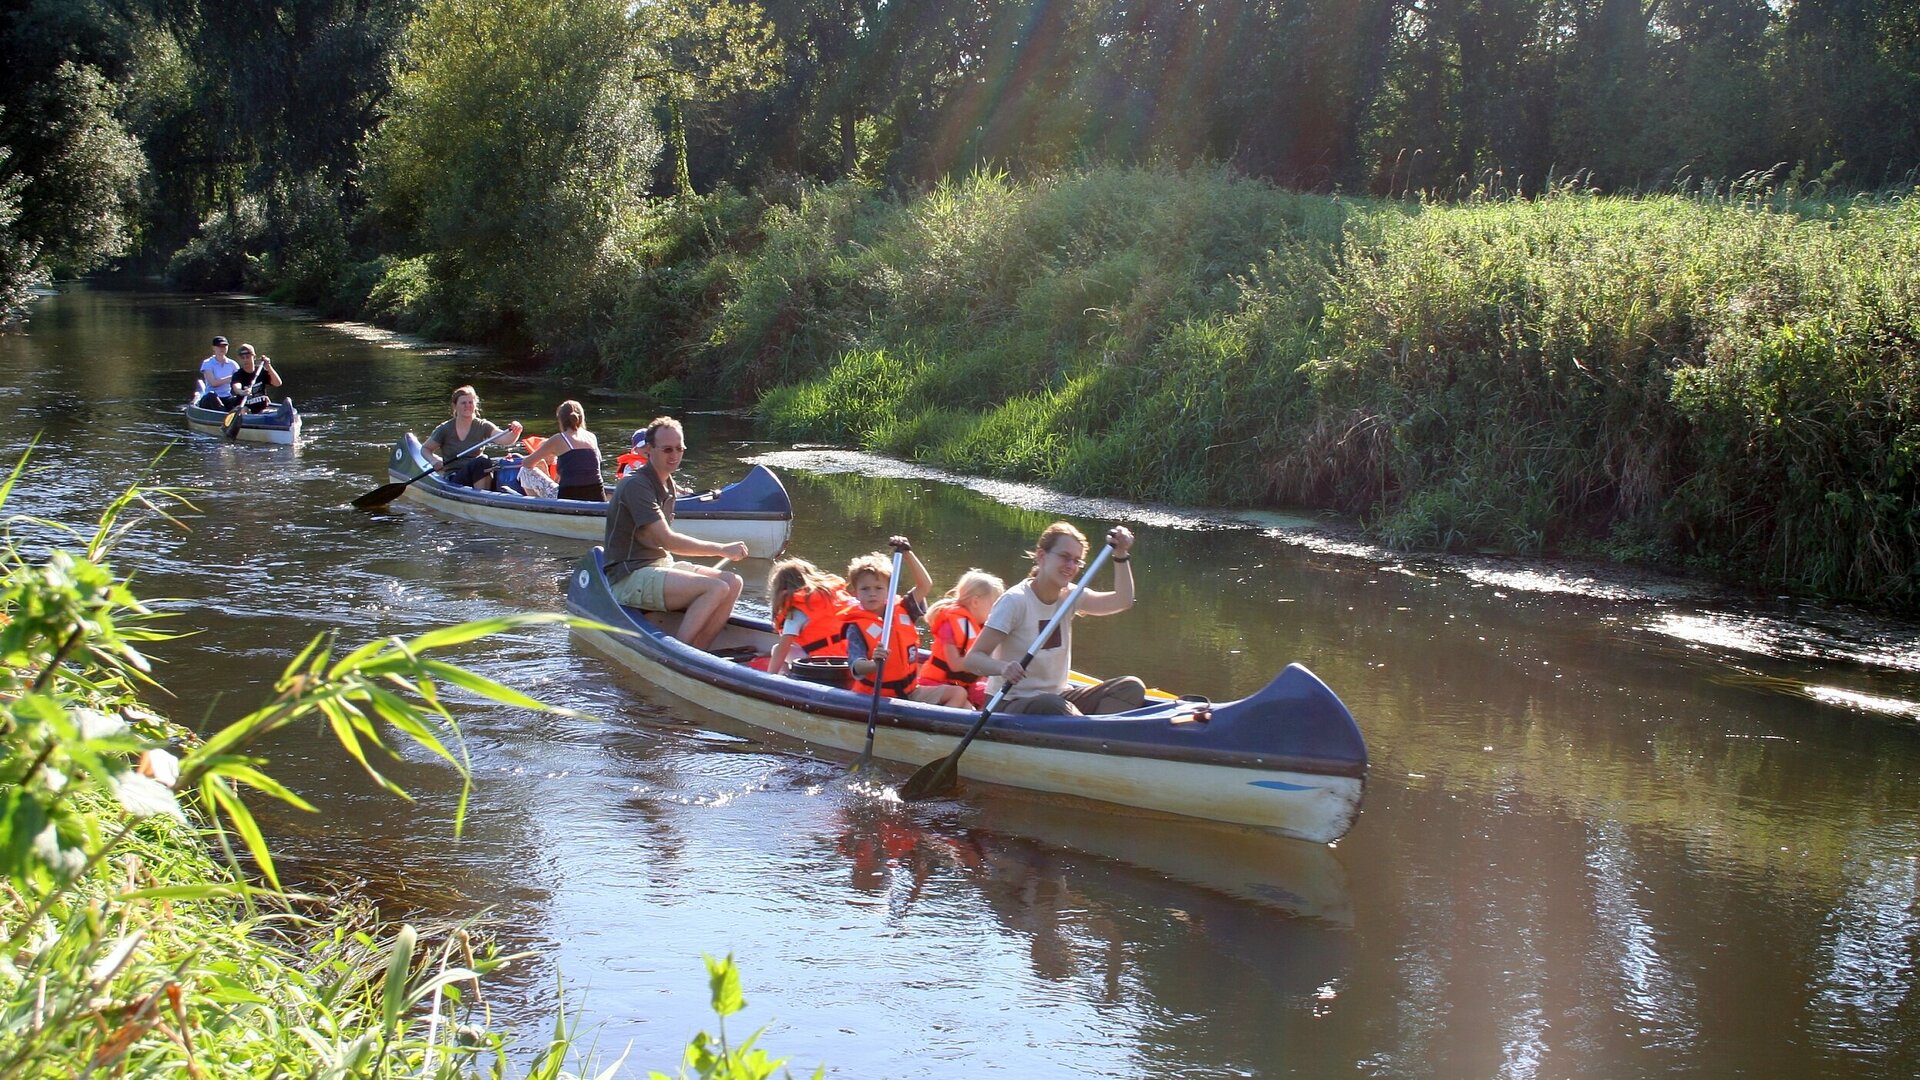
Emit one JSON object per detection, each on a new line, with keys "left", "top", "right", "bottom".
{"left": 518, "top": 399, "right": 606, "bottom": 501}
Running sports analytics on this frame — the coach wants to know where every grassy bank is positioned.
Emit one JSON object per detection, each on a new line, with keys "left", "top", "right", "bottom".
{"left": 679, "top": 169, "right": 1915, "bottom": 612}
{"left": 304, "top": 166, "right": 1920, "bottom": 610}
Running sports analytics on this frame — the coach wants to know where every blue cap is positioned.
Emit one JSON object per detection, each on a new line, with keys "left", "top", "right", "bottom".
{"left": 632, "top": 428, "right": 648, "bottom": 448}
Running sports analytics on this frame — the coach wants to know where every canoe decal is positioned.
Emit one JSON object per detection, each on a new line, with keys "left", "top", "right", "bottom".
{"left": 1249, "top": 780, "right": 1317, "bottom": 792}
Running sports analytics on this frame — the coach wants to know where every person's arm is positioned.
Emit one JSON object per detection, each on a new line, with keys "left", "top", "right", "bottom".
{"left": 846, "top": 625, "right": 879, "bottom": 680}
{"left": 1077, "top": 526, "right": 1136, "bottom": 616}
{"left": 887, "top": 536, "right": 935, "bottom": 602}
{"left": 769, "top": 632, "right": 799, "bottom": 674}
{"left": 262, "top": 359, "right": 281, "bottom": 388}
{"left": 635, "top": 518, "right": 749, "bottom": 562}
{"left": 422, "top": 422, "right": 448, "bottom": 467}
{"left": 519, "top": 434, "right": 561, "bottom": 471}
{"left": 961, "top": 624, "right": 1023, "bottom": 684}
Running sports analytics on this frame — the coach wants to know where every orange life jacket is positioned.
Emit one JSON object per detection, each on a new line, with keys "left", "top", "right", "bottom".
{"left": 520, "top": 435, "right": 558, "bottom": 479}
{"left": 615, "top": 449, "right": 648, "bottom": 479}
{"left": 847, "top": 604, "right": 920, "bottom": 697}
{"left": 917, "top": 604, "right": 980, "bottom": 687}
{"left": 779, "top": 586, "right": 859, "bottom": 658}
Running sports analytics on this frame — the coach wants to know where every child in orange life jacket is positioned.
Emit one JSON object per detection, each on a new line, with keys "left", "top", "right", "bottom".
{"left": 614, "top": 428, "right": 649, "bottom": 480}
{"left": 767, "top": 558, "right": 860, "bottom": 675}
{"left": 843, "top": 538, "right": 969, "bottom": 706}
{"left": 916, "top": 569, "right": 1006, "bottom": 709}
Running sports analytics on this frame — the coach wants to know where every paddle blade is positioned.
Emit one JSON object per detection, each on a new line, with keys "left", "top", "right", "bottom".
{"left": 222, "top": 410, "right": 241, "bottom": 439}
{"left": 352, "top": 482, "right": 410, "bottom": 509}
{"left": 899, "top": 756, "right": 959, "bottom": 802}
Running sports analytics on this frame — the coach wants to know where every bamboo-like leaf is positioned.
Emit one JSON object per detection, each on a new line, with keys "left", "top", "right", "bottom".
{"left": 203, "top": 777, "right": 280, "bottom": 892}
{"left": 418, "top": 659, "right": 573, "bottom": 713}
{"left": 409, "top": 613, "right": 569, "bottom": 654}
{"left": 406, "top": 966, "right": 483, "bottom": 1005}
{"left": 358, "top": 686, "right": 458, "bottom": 767}
{"left": 381, "top": 924, "right": 418, "bottom": 1034}
{"left": 114, "top": 883, "right": 251, "bottom": 902}
{"left": 211, "top": 763, "right": 319, "bottom": 812}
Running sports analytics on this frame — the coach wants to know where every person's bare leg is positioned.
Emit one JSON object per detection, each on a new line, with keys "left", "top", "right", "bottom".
{"left": 687, "top": 571, "right": 743, "bottom": 648}
{"left": 661, "top": 568, "right": 743, "bottom": 650}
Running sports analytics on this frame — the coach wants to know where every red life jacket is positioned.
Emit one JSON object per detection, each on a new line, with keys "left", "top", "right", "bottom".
{"left": 917, "top": 604, "right": 980, "bottom": 687}
{"left": 847, "top": 604, "right": 920, "bottom": 697}
{"left": 615, "top": 449, "right": 648, "bottom": 478}
{"left": 779, "top": 586, "right": 859, "bottom": 658}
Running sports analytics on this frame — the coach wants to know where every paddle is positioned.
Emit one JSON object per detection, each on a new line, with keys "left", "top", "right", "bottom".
{"left": 222, "top": 357, "right": 269, "bottom": 440}
{"left": 850, "top": 542, "right": 908, "bottom": 775}
{"left": 351, "top": 430, "right": 508, "bottom": 508}
{"left": 899, "top": 541, "right": 1115, "bottom": 802}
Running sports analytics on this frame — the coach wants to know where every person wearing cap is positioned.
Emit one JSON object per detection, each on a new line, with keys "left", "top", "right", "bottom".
{"left": 230, "top": 344, "right": 281, "bottom": 412}
{"left": 196, "top": 337, "right": 240, "bottom": 408}
{"left": 615, "top": 428, "right": 649, "bottom": 479}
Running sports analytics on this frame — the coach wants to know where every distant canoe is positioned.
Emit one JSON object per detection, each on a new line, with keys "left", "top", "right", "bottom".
{"left": 185, "top": 388, "right": 301, "bottom": 445}
{"left": 567, "top": 547, "right": 1368, "bottom": 843}
{"left": 386, "top": 434, "right": 792, "bottom": 558}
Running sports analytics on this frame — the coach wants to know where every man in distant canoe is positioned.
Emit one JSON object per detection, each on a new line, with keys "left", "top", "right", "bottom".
{"left": 230, "top": 344, "right": 281, "bottom": 411}
{"left": 603, "top": 416, "right": 748, "bottom": 651}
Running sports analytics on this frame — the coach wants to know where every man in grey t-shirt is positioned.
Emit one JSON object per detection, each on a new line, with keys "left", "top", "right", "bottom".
{"left": 603, "top": 416, "right": 748, "bottom": 650}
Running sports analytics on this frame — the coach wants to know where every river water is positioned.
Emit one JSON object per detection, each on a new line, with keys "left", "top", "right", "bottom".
{"left": 5, "top": 285, "right": 1919, "bottom": 1077}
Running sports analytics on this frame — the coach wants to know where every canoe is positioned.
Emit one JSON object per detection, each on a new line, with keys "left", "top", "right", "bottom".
{"left": 185, "top": 385, "right": 301, "bottom": 445}
{"left": 386, "top": 434, "right": 793, "bottom": 558}
{"left": 566, "top": 547, "right": 1368, "bottom": 843}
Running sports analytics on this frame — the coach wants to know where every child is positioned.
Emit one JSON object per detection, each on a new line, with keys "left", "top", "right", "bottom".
{"left": 843, "top": 538, "right": 968, "bottom": 707}
{"left": 615, "top": 428, "right": 649, "bottom": 480}
{"left": 916, "top": 570, "right": 1006, "bottom": 709}
{"left": 767, "top": 558, "right": 859, "bottom": 675}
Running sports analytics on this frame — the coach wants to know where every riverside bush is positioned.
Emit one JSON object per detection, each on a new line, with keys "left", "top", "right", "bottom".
{"left": 0, "top": 456, "right": 819, "bottom": 1077}
{"left": 744, "top": 171, "right": 1918, "bottom": 610}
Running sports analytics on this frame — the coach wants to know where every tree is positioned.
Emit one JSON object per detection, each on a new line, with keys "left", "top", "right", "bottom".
{"left": 369, "top": 0, "right": 664, "bottom": 340}
{"left": 632, "top": 0, "right": 783, "bottom": 196}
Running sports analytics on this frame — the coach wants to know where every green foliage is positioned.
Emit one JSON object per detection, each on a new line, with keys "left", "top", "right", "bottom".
{"left": 165, "top": 194, "right": 267, "bottom": 291}
{"left": 1, "top": 61, "right": 144, "bottom": 275}
{"left": 0, "top": 150, "right": 43, "bottom": 324}
{"left": 0, "top": 459, "right": 556, "bottom": 1075}
{"left": 649, "top": 954, "right": 822, "bottom": 1080}
{"left": 0, "top": 452, "right": 825, "bottom": 1076}
{"left": 369, "top": 0, "right": 664, "bottom": 345}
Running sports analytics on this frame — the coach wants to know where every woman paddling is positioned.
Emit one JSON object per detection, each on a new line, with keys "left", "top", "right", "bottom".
{"left": 421, "top": 385, "right": 522, "bottom": 490}
{"left": 961, "top": 521, "right": 1144, "bottom": 715}
{"left": 516, "top": 399, "right": 606, "bottom": 501}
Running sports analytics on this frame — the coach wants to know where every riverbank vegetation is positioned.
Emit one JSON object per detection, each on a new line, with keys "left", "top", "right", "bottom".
{"left": 0, "top": 466, "right": 814, "bottom": 1077}
{"left": 2, "top": 0, "right": 1917, "bottom": 610}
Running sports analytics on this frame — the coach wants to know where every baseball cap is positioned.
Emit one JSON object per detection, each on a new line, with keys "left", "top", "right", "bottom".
{"left": 212, "top": 336, "right": 228, "bottom": 346}
{"left": 631, "top": 428, "right": 648, "bottom": 448}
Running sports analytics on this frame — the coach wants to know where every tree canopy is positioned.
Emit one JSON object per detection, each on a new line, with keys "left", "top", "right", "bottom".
{"left": 3, "top": 0, "right": 1919, "bottom": 322}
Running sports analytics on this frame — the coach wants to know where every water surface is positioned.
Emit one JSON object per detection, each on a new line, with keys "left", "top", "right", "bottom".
{"left": 4, "top": 285, "right": 1918, "bottom": 1077}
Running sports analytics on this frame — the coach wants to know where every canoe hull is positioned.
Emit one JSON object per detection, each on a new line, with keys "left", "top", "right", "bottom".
{"left": 184, "top": 396, "right": 301, "bottom": 445}
{"left": 566, "top": 548, "right": 1367, "bottom": 842}
{"left": 387, "top": 435, "right": 792, "bottom": 557}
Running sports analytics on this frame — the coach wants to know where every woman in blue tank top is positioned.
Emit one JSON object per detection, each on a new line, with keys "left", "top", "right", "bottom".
{"left": 518, "top": 399, "right": 606, "bottom": 501}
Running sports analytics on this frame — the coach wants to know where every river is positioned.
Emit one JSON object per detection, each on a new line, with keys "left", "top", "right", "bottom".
{"left": 4, "top": 284, "right": 1919, "bottom": 1077}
